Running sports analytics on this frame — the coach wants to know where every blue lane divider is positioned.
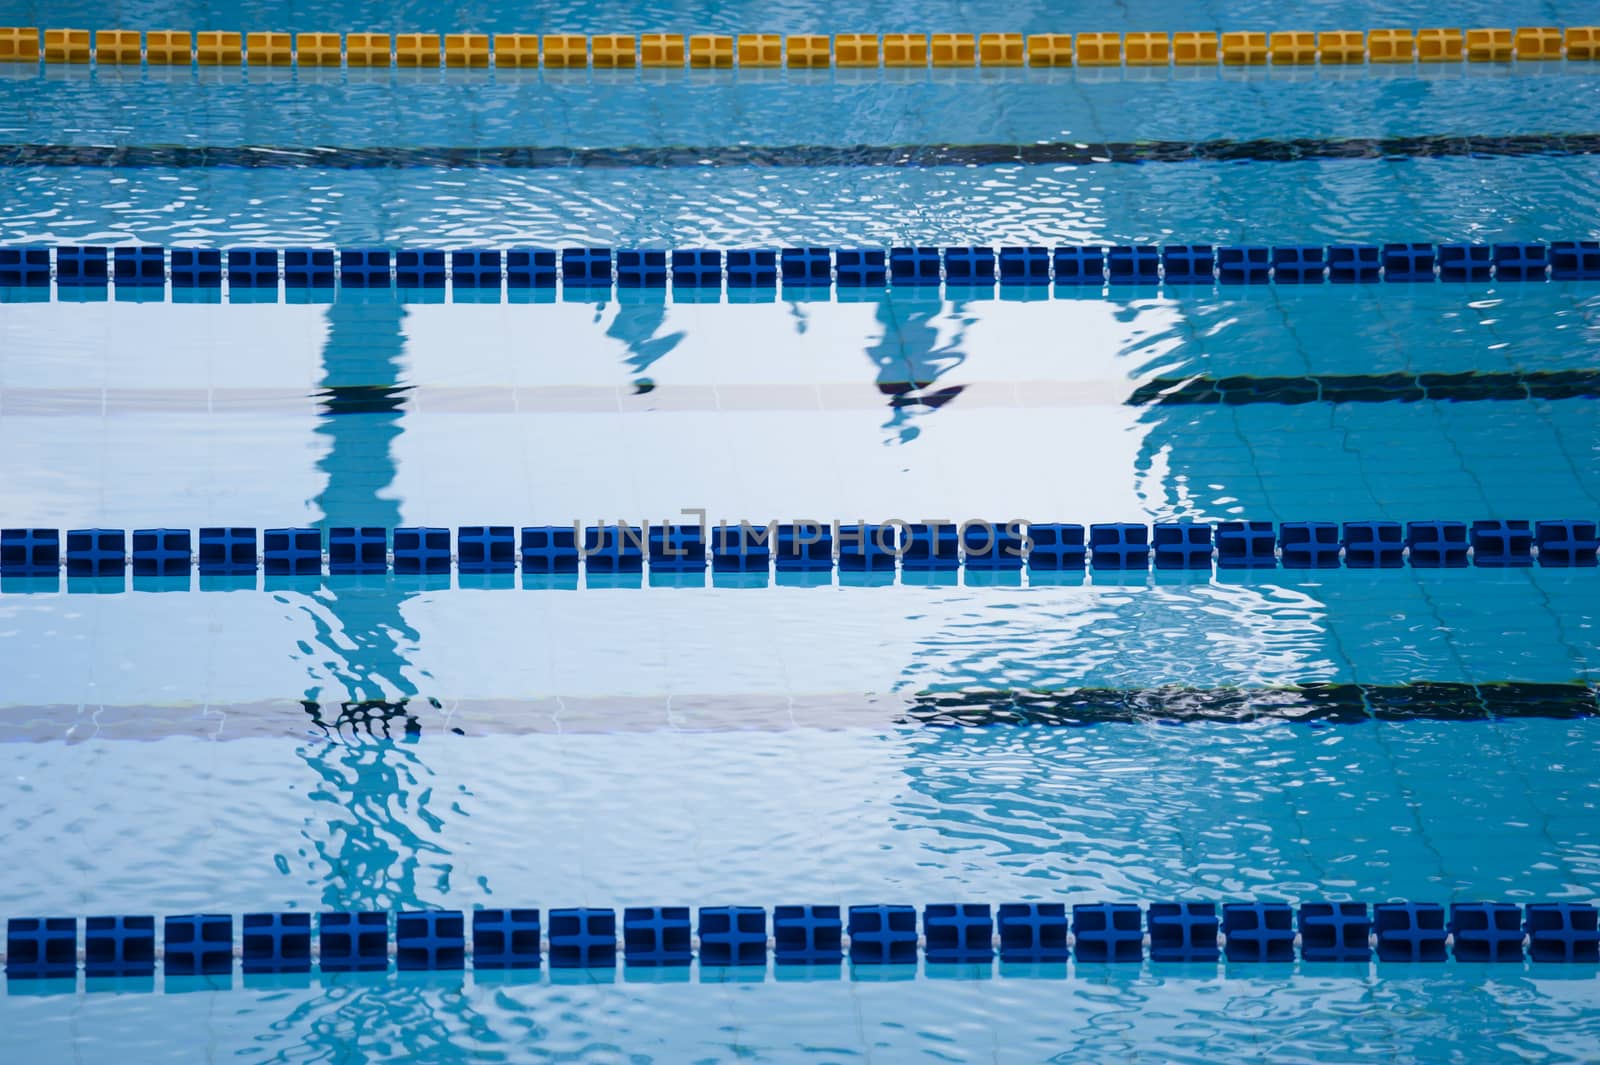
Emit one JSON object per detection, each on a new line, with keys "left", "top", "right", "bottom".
{"left": 2, "top": 520, "right": 1596, "bottom": 587}
{"left": 5, "top": 241, "right": 1600, "bottom": 302}
{"left": 6, "top": 902, "right": 1596, "bottom": 982}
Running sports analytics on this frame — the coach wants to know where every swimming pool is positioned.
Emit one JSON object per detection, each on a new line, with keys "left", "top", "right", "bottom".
{"left": 2, "top": 1, "right": 1599, "bottom": 1061}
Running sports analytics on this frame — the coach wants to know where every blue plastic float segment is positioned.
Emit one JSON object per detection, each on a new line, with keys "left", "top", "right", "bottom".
{"left": 395, "top": 910, "right": 466, "bottom": 971}
{"left": 327, "top": 526, "right": 388, "bottom": 574}
{"left": 319, "top": 912, "right": 389, "bottom": 972}
{"left": 774, "top": 522, "right": 834, "bottom": 570}
{"left": 1089, "top": 522, "right": 1149, "bottom": 570}
{"left": 520, "top": 526, "right": 579, "bottom": 573}
{"left": 1, "top": 528, "right": 60, "bottom": 576}
{"left": 1373, "top": 902, "right": 1447, "bottom": 962}
{"left": 836, "top": 522, "right": 897, "bottom": 571}
{"left": 1271, "top": 245, "right": 1326, "bottom": 284}
{"left": 0, "top": 246, "right": 52, "bottom": 287}
{"left": 1072, "top": 903, "right": 1143, "bottom": 963}
{"left": 711, "top": 523, "right": 773, "bottom": 572}
{"left": 561, "top": 247, "right": 612, "bottom": 286}
{"left": 226, "top": 248, "right": 280, "bottom": 288}
{"left": 583, "top": 524, "right": 646, "bottom": 573}
{"left": 847, "top": 904, "right": 918, "bottom": 964}
{"left": 889, "top": 246, "right": 941, "bottom": 286}
{"left": 55, "top": 245, "right": 109, "bottom": 286}
{"left": 241, "top": 912, "right": 312, "bottom": 974}
{"left": 900, "top": 522, "right": 960, "bottom": 570}
{"left": 84, "top": 915, "right": 156, "bottom": 977}
{"left": 1437, "top": 243, "right": 1492, "bottom": 282}
{"left": 1147, "top": 902, "right": 1220, "bottom": 962}
{"left": 671, "top": 248, "right": 722, "bottom": 287}
{"left": 942, "top": 246, "right": 995, "bottom": 284}
{"left": 1449, "top": 902, "right": 1524, "bottom": 962}
{"left": 997, "top": 903, "right": 1068, "bottom": 962}
{"left": 1342, "top": 520, "right": 1405, "bottom": 568}
{"left": 834, "top": 248, "right": 887, "bottom": 287}
{"left": 922, "top": 904, "right": 993, "bottom": 963}
{"left": 171, "top": 248, "right": 222, "bottom": 289}
{"left": 1161, "top": 244, "right": 1214, "bottom": 283}
{"left": 698, "top": 907, "right": 767, "bottom": 966}
{"left": 617, "top": 249, "right": 667, "bottom": 288}
{"left": 450, "top": 249, "right": 502, "bottom": 289}
{"left": 1217, "top": 245, "right": 1271, "bottom": 284}
{"left": 1215, "top": 521, "right": 1277, "bottom": 568}
{"left": 547, "top": 908, "right": 617, "bottom": 968}
{"left": 780, "top": 247, "right": 831, "bottom": 285}
{"left": 1550, "top": 240, "right": 1600, "bottom": 281}
{"left": 1152, "top": 522, "right": 1212, "bottom": 570}
{"left": 1327, "top": 244, "right": 1381, "bottom": 283}
{"left": 1491, "top": 242, "right": 1548, "bottom": 281}
{"left": 66, "top": 528, "right": 125, "bottom": 577}
{"left": 339, "top": 248, "right": 393, "bottom": 288}
{"left": 1524, "top": 903, "right": 1600, "bottom": 963}
{"left": 997, "top": 246, "right": 1049, "bottom": 284}
{"left": 726, "top": 249, "right": 777, "bottom": 288}
{"left": 1221, "top": 902, "right": 1295, "bottom": 962}
{"left": 962, "top": 520, "right": 1025, "bottom": 569}
{"left": 471, "top": 909, "right": 542, "bottom": 970}
{"left": 5, "top": 917, "right": 78, "bottom": 979}
{"left": 262, "top": 527, "right": 321, "bottom": 576}
{"left": 772, "top": 905, "right": 843, "bottom": 963}
{"left": 1107, "top": 245, "right": 1160, "bottom": 284}
{"left": 1025, "top": 523, "right": 1086, "bottom": 569}
{"left": 1535, "top": 519, "right": 1599, "bottom": 567}
{"left": 163, "top": 914, "right": 233, "bottom": 976}
{"left": 622, "top": 906, "right": 693, "bottom": 966}
{"left": 393, "top": 527, "right": 451, "bottom": 574}
{"left": 646, "top": 524, "right": 706, "bottom": 571}
{"left": 1406, "top": 520, "right": 1469, "bottom": 568}
{"left": 1381, "top": 242, "right": 1436, "bottom": 282}
{"left": 1470, "top": 520, "right": 1533, "bottom": 567}
{"left": 457, "top": 525, "right": 515, "bottom": 573}
{"left": 395, "top": 249, "right": 446, "bottom": 288}
{"left": 1279, "top": 521, "right": 1341, "bottom": 568}
{"left": 283, "top": 248, "right": 335, "bottom": 288}
{"left": 131, "top": 528, "right": 191, "bottom": 577}
{"left": 506, "top": 248, "right": 557, "bottom": 289}
{"left": 1298, "top": 902, "right": 1371, "bottom": 962}
{"left": 1052, "top": 245, "right": 1105, "bottom": 284}
{"left": 113, "top": 245, "right": 166, "bottom": 287}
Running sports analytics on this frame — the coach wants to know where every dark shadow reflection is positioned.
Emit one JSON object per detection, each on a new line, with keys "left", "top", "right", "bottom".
{"left": 867, "top": 293, "right": 969, "bottom": 445}
{"left": 606, "top": 295, "right": 685, "bottom": 391}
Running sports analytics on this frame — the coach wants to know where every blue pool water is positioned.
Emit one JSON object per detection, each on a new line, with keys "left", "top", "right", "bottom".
{"left": 2, "top": 0, "right": 1600, "bottom": 1061}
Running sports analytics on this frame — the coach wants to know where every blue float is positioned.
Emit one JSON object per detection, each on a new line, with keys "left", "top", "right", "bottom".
{"left": 1090, "top": 522, "right": 1150, "bottom": 570}
{"left": 582, "top": 524, "right": 646, "bottom": 573}
{"left": 890, "top": 246, "right": 941, "bottom": 286}
{"left": 1406, "top": 520, "right": 1469, "bottom": 568}
{"left": 1470, "top": 520, "right": 1532, "bottom": 567}
{"left": 1052, "top": 245, "right": 1105, "bottom": 285}
{"left": 847, "top": 904, "right": 918, "bottom": 964}
{"left": 0, "top": 246, "right": 51, "bottom": 287}
{"left": 1342, "top": 520, "right": 1405, "bottom": 568}
{"left": 726, "top": 249, "right": 777, "bottom": 288}
{"left": 698, "top": 906, "right": 767, "bottom": 966}
{"left": 780, "top": 247, "right": 831, "bottom": 285}
{"left": 1217, "top": 245, "right": 1271, "bottom": 284}
{"left": 339, "top": 248, "right": 393, "bottom": 288}
{"left": 1, "top": 528, "right": 60, "bottom": 576}
{"left": 623, "top": 906, "right": 693, "bottom": 966}
{"left": 1271, "top": 245, "right": 1326, "bottom": 284}
{"left": 327, "top": 526, "right": 388, "bottom": 574}
{"left": 1025, "top": 523, "right": 1086, "bottom": 569}
{"left": 1107, "top": 245, "right": 1160, "bottom": 284}
{"left": 1524, "top": 903, "right": 1599, "bottom": 963}
{"left": 5, "top": 917, "right": 77, "bottom": 979}
{"left": 457, "top": 525, "right": 515, "bottom": 574}
{"left": 997, "top": 903, "right": 1068, "bottom": 962}
{"left": 163, "top": 914, "right": 233, "bottom": 976}
{"left": 472, "top": 909, "right": 541, "bottom": 969}
{"left": 1491, "top": 242, "right": 1548, "bottom": 281}
{"left": 1279, "top": 521, "right": 1341, "bottom": 568}
{"left": 1437, "top": 243, "right": 1492, "bottom": 282}
{"left": 923, "top": 904, "right": 992, "bottom": 962}
{"left": 55, "top": 245, "right": 109, "bottom": 286}
{"left": 547, "top": 908, "right": 617, "bottom": 968}
{"left": 1381, "top": 242, "right": 1436, "bottom": 282}
{"left": 395, "top": 249, "right": 446, "bottom": 288}
{"left": 113, "top": 245, "right": 165, "bottom": 287}
{"left": 834, "top": 249, "right": 886, "bottom": 287}
{"left": 1153, "top": 522, "right": 1213, "bottom": 570}
{"left": 170, "top": 248, "right": 222, "bottom": 289}
{"left": 1222, "top": 902, "right": 1295, "bottom": 962}
{"left": 711, "top": 523, "right": 773, "bottom": 572}
{"left": 1449, "top": 902, "right": 1524, "bottom": 962}
{"left": 647, "top": 524, "right": 707, "bottom": 571}
{"left": 1373, "top": 902, "right": 1447, "bottom": 962}
{"left": 396, "top": 910, "right": 466, "bottom": 971}
{"left": 262, "top": 527, "right": 321, "bottom": 576}
{"left": 1216, "top": 521, "right": 1277, "bottom": 568}
{"left": 672, "top": 248, "right": 722, "bottom": 288}
{"left": 506, "top": 248, "right": 557, "bottom": 289}
{"left": 942, "top": 246, "right": 995, "bottom": 284}
{"left": 836, "top": 522, "right": 897, "bottom": 571}
{"left": 1072, "top": 903, "right": 1144, "bottom": 962}
{"left": 84, "top": 915, "right": 155, "bottom": 977}
{"left": 521, "top": 526, "right": 579, "bottom": 573}
{"left": 131, "top": 528, "right": 191, "bottom": 577}
{"left": 66, "top": 528, "right": 125, "bottom": 577}
{"left": 319, "top": 912, "right": 389, "bottom": 972}
{"left": 961, "top": 521, "right": 1025, "bottom": 569}
{"left": 772, "top": 905, "right": 843, "bottom": 963}
{"left": 997, "top": 246, "right": 1049, "bottom": 285}
{"left": 393, "top": 527, "right": 451, "bottom": 574}
{"left": 227, "top": 248, "right": 280, "bottom": 288}
{"left": 283, "top": 248, "right": 335, "bottom": 289}
{"left": 1161, "top": 244, "right": 1214, "bottom": 284}
{"left": 901, "top": 523, "right": 960, "bottom": 570}
{"left": 1550, "top": 240, "right": 1600, "bottom": 281}
{"left": 616, "top": 249, "right": 667, "bottom": 288}
{"left": 774, "top": 522, "right": 834, "bottom": 570}
{"left": 1298, "top": 902, "right": 1371, "bottom": 962}
{"left": 561, "top": 247, "right": 612, "bottom": 286}
{"left": 1147, "top": 902, "right": 1219, "bottom": 962}
{"left": 450, "top": 249, "right": 502, "bottom": 289}
{"left": 1535, "top": 519, "right": 1599, "bottom": 567}
{"left": 1327, "top": 244, "right": 1381, "bottom": 283}
{"left": 241, "top": 912, "right": 312, "bottom": 973}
